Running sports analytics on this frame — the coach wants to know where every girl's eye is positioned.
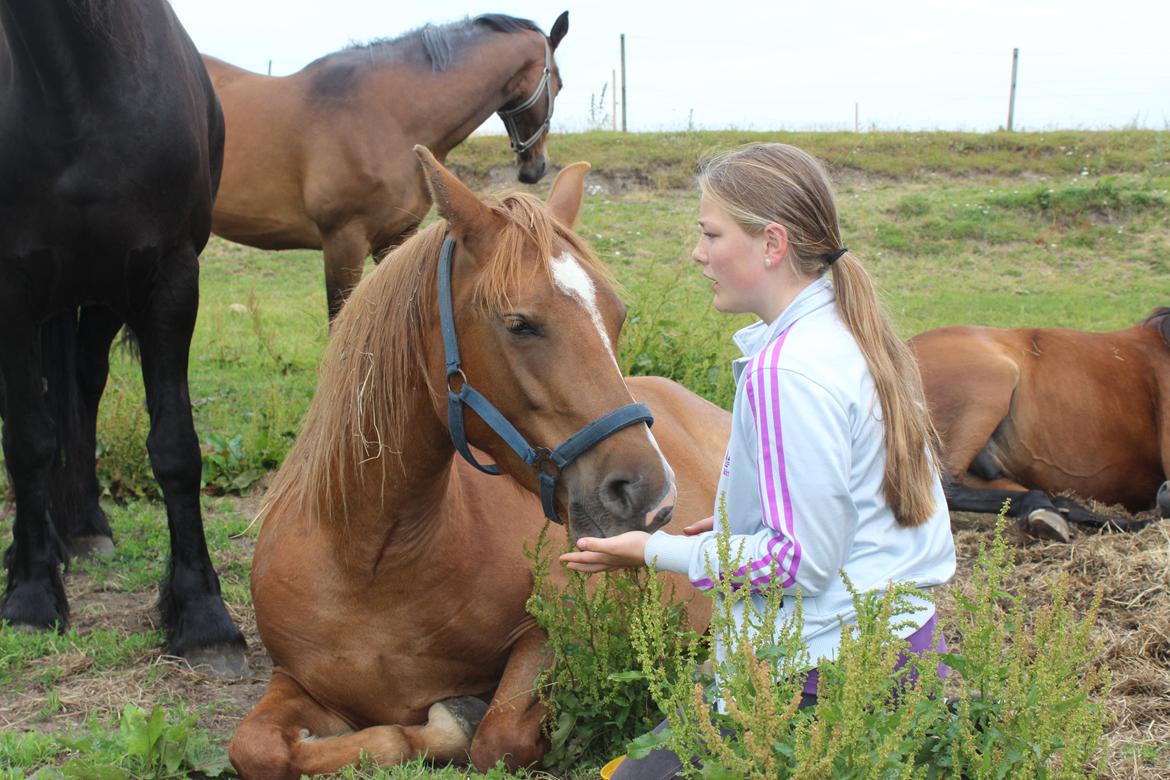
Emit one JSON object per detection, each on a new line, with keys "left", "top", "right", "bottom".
{"left": 504, "top": 315, "right": 540, "bottom": 337}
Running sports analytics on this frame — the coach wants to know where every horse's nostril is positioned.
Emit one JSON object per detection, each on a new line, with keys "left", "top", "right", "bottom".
{"left": 600, "top": 474, "right": 641, "bottom": 519}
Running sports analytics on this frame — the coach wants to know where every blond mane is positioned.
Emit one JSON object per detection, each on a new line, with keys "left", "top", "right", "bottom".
{"left": 259, "top": 191, "right": 614, "bottom": 527}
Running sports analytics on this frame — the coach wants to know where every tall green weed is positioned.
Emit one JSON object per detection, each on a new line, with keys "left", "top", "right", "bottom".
{"left": 627, "top": 507, "right": 1108, "bottom": 778}
{"left": 526, "top": 526, "right": 703, "bottom": 773}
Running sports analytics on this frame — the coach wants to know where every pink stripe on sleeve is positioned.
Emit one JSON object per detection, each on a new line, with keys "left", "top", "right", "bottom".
{"left": 753, "top": 331, "right": 800, "bottom": 587}
{"left": 690, "top": 329, "right": 801, "bottom": 594}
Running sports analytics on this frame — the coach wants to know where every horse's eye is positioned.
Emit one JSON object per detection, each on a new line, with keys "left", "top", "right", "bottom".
{"left": 504, "top": 315, "right": 541, "bottom": 337}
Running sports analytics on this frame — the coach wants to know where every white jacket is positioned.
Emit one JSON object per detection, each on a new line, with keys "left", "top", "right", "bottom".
{"left": 645, "top": 277, "right": 956, "bottom": 666}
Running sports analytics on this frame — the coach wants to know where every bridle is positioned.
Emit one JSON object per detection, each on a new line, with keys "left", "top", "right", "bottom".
{"left": 437, "top": 237, "right": 655, "bottom": 525}
{"left": 497, "top": 38, "right": 553, "bottom": 155}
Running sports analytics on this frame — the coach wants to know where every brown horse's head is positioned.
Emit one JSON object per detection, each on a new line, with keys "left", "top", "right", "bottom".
{"left": 502, "top": 12, "right": 568, "bottom": 184}
{"left": 415, "top": 145, "right": 676, "bottom": 540}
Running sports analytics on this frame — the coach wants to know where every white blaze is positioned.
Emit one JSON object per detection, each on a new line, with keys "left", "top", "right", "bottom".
{"left": 549, "top": 252, "right": 677, "bottom": 487}
{"left": 550, "top": 252, "right": 618, "bottom": 367}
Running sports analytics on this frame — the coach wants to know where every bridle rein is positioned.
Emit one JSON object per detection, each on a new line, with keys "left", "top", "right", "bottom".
{"left": 437, "top": 237, "right": 655, "bottom": 525}
{"left": 497, "top": 38, "right": 553, "bottom": 155}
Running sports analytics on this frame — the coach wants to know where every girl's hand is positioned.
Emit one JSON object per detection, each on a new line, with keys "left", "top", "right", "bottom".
{"left": 683, "top": 515, "right": 714, "bottom": 535}
{"left": 559, "top": 531, "right": 650, "bottom": 573}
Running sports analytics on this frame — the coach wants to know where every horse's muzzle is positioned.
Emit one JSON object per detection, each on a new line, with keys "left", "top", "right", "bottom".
{"left": 644, "top": 481, "right": 677, "bottom": 532}
{"left": 517, "top": 156, "right": 547, "bottom": 184}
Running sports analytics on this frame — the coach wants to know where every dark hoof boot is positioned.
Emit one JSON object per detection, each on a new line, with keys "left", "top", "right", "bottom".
{"left": 70, "top": 535, "right": 115, "bottom": 560}
{"left": 432, "top": 696, "right": 490, "bottom": 741}
{"left": 1023, "top": 508, "right": 1072, "bottom": 543}
{"left": 183, "top": 642, "right": 249, "bottom": 678}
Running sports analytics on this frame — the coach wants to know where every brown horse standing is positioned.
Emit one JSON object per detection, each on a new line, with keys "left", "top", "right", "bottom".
{"left": 203, "top": 12, "right": 568, "bottom": 321}
{"left": 910, "top": 309, "right": 1170, "bottom": 541}
{"left": 227, "top": 151, "right": 727, "bottom": 779}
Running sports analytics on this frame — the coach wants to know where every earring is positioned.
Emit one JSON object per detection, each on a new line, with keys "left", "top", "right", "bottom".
{"left": 763, "top": 258, "right": 773, "bottom": 268}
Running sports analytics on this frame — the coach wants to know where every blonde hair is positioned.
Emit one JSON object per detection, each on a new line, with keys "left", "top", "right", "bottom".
{"left": 698, "top": 143, "right": 938, "bottom": 527}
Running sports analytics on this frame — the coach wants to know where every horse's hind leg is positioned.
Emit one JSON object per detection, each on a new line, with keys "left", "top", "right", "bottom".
{"left": 130, "top": 249, "right": 245, "bottom": 675}
{"left": 470, "top": 627, "right": 553, "bottom": 771}
{"left": 231, "top": 670, "right": 487, "bottom": 780}
{"left": 46, "top": 306, "right": 123, "bottom": 558}
{"left": 0, "top": 325, "right": 69, "bottom": 628}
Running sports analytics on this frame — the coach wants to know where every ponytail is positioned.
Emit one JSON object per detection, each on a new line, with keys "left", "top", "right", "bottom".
{"left": 830, "top": 252, "right": 938, "bottom": 527}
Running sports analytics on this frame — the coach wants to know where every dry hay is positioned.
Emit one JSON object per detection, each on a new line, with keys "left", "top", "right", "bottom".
{"left": 941, "top": 511, "right": 1170, "bottom": 779}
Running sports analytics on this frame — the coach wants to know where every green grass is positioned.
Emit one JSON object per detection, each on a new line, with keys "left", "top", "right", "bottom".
{"left": 0, "top": 129, "right": 1167, "bottom": 777}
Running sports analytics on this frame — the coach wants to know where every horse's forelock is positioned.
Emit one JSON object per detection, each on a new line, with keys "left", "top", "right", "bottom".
{"left": 473, "top": 192, "right": 616, "bottom": 314}
{"left": 1142, "top": 306, "right": 1170, "bottom": 347}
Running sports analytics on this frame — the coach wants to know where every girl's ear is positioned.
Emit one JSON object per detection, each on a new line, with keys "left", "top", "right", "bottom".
{"left": 762, "top": 222, "right": 789, "bottom": 268}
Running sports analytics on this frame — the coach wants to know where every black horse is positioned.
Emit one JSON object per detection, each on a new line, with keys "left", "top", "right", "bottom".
{"left": 0, "top": 0, "right": 246, "bottom": 675}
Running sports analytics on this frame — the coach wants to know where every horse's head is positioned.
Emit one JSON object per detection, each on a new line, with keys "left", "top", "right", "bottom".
{"left": 499, "top": 11, "right": 568, "bottom": 184}
{"left": 414, "top": 145, "right": 676, "bottom": 541}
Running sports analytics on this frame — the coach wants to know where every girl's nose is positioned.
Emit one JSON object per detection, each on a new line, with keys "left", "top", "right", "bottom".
{"left": 691, "top": 244, "right": 704, "bottom": 263}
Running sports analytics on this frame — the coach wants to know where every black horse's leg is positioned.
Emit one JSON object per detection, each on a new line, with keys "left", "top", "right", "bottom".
{"left": 62, "top": 306, "right": 125, "bottom": 557}
{"left": 39, "top": 309, "right": 118, "bottom": 558}
{"left": 941, "top": 475, "right": 1071, "bottom": 542}
{"left": 40, "top": 311, "right": 90, "bottom": 556}
{"left": 1048, "top": 495, "right": 1155, "bottom": 533}
{"left": 131, "top": 251, "right": 246, "bottom": 676}
{"left": 0, "top": 325, "right": 69, "bottom": 629}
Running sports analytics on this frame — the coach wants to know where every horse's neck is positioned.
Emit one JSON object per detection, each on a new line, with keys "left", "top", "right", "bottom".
{"left": 389, "top": 33, "right": 543, "bottom": 158}
{"left": 322, "top": 386, "right": 463, "bottom": 569}
{"left": 0, "top": 0, "right": 138, "bottom": 103}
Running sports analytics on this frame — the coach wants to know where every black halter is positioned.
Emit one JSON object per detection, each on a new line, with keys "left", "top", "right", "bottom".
{"left": 437, "top": 237, "right": 654, "bottom": 525}
{"left": 497, "top": 39, "right": 553, "bottom": 155}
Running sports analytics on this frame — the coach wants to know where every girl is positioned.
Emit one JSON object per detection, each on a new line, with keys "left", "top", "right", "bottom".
{"left": 561, "top": 143, "right": 957, "bottom": 778}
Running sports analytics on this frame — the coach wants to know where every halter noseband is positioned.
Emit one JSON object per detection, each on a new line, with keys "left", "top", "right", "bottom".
{"left": 497, "top": 39, "right": 553, "bottom": 155}
{"left": 437, "top": 236, "right": 655, "bottom": 525}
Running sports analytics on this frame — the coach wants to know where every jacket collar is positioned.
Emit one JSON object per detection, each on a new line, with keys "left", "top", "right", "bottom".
{"left": 732, "top": 276, "right": 835, "bottom": 359}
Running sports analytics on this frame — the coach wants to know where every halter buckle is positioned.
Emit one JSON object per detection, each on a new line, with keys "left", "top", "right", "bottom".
{"left": 531, "top": 446, "right": 561, "bottom": 478}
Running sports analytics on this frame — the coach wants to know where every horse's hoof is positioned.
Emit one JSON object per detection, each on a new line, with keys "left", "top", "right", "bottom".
{"left": 1, "top": 578, "right": 68, "bottom": 630}
{"left": 1157, "top": 481, "right": 1170, "bottom": 519}
{"left": 430, "top": 696, "right": 489, "bottom": 742}
{"left": 183, "top": 643, "right": 250, "bottom": 679}
{"left": 1024, "top": 508, "right": 1072, "bottom": 543}
{"left": 71, "top": 535, "right": 115, "bottom": 560}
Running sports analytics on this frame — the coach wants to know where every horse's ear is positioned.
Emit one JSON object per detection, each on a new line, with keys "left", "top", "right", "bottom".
{"left": 546, "top": 162, "right": 590, "bottom": 228}
{"left": 549, "top": 11, "right": 569, "bottom": 50}
{"left": 414, "top": 145, "right": 502, "bottom": 254}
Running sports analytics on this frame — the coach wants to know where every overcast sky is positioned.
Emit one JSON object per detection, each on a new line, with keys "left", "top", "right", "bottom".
{"left": 171, "top": 0, "right": 1169, "bottom": 134}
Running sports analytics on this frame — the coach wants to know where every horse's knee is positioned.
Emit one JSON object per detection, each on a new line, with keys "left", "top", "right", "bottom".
{"left": 469, "top": 708, "right": 548, "bottom": 772}
{"left": 229, "top": 720, "right": 297, "bottom": 780}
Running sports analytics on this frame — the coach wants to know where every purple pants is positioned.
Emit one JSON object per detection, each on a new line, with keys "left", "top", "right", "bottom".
{"left": 802, "top": 611, "right": 948, "bottom": 696}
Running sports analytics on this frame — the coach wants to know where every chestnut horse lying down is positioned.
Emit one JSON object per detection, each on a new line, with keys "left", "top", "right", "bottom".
{"left": 910, "top": 309, "right": 1170, "bottom": 542}
{"left": 228, "top": 150, "right": 727, "bottom": 778}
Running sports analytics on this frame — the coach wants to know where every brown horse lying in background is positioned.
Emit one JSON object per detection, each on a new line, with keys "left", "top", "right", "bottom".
{"left": 204, "top": 12, "right": 568, "bottom": 321}
{"left": 228, "top": 151, "right": 726, "bottom": 779}
{"left": 910, "top": 309, "right": 1170, "bottom": 542}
